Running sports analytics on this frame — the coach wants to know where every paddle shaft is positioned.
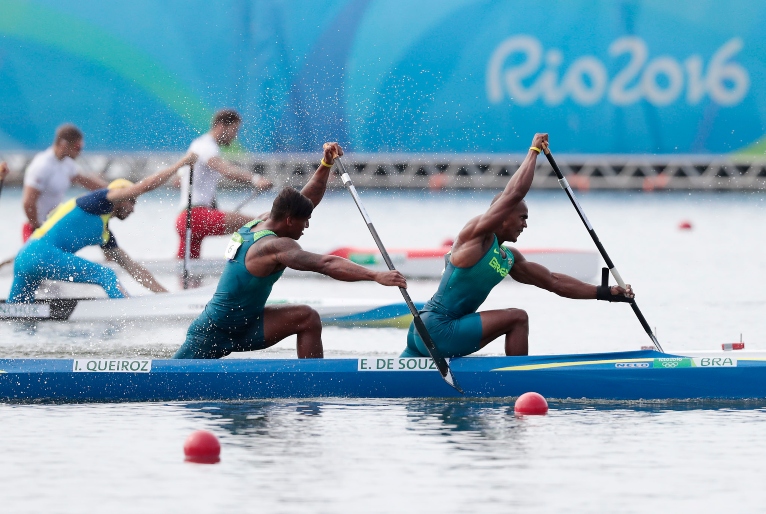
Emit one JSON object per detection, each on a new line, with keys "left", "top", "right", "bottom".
{"left": 336, "top": 158, "right": 463, "bottom": 393}
{"left": 183, "top": 163, "right": 194, "bottom": 290}
{"left": 0, "top": 177, "right": 4, "bottom": 201}
{"left": 543, "top": 149, "right": 663, "bottom": 352}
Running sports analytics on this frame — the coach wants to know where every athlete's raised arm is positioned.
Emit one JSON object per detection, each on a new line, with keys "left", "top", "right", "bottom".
{"left": 271, "top": 238, "right": 405, "bottom": 286}
{"left": 460, "top": 133, "right": 548, "bottom": 241}
{"left": 255, "top": 143, "right": 343, "bottom": 221}
{"left": 300, "top": 142, "right": 343, "bottom": 207}
{"left": 107, "top": 153, "right": 197, "bottom": 202}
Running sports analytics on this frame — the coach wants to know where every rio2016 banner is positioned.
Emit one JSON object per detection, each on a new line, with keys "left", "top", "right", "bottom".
{"left": 0, "top": 0, "right": 763, "bottom": 154}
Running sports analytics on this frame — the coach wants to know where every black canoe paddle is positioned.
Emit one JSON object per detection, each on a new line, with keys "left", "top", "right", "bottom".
{"left": 182, "top": 163, "right": 194, "bottom": 290}
{"left": 336, "top": 157, "right": 463, "bottom": 393}
{"left": 543, "top": 147, "right": 664, "bottom": 352}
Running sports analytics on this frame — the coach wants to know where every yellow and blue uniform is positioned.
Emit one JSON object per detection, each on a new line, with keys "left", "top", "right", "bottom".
{"left": 8, "top": 189, "right": 122, "bottom": 303}
{"left": 174, "top": 220, "right": 283, "bottom": 359}
{"left": 402, "top": 235, "right": 514, "bottom": 358}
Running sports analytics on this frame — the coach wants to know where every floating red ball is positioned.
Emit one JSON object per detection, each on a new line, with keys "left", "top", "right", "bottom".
{"left": 184, "top": 430, "right": 221, "bottom": 464}
{"left": 678, "top": 220, "right": 693, "bottom": 230}
{"left": 514, "top": 392, "right": 549, "bottom": 415}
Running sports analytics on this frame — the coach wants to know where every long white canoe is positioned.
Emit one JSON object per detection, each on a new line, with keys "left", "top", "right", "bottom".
{"left": 98, "top": 247, "right": 599, "bottom": 281}
{"left": 0, "top": 286, "right": 421, "bottom": 327}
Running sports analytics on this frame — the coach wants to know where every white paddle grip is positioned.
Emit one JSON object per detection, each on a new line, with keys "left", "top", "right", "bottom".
{"left": 341, "top": 173, "right": 351, "bottom": 185}
{"left": 610, "top": 268, "right": 627, "bottom": 288}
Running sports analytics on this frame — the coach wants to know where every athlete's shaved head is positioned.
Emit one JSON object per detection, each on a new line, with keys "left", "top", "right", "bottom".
{"left": 491, "top": 193, "right": 527, "bottom": 213}
{"left": 54, "top": 124, "right": 83, "bottom": 144}
{"left": 270, "top": 187, "right": 314, "bottom": 221}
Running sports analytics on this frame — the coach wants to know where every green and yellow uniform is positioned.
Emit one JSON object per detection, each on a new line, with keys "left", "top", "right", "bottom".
{"left": 174, "top": 220, "right": 283, "bottom": 359}
{"left": 402, "top": 235, "right": 514, "bottom": 358}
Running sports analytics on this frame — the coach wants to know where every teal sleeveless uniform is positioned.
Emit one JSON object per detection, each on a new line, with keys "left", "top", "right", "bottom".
{"left": 402, "top": 235, "right": 514, "bottom": 358}
{"left": 174, "top": 221, "right": 284, "bottom": 359}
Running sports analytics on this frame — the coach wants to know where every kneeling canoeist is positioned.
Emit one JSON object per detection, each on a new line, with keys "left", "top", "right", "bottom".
{"left": 174, "top": 143, "right": 406, "bottom": 360}
{"left": 401, "top": 133, "right": 634, "bottom": 358}
{"left": 7, "top": 153, "right": 197, "bottom": 303}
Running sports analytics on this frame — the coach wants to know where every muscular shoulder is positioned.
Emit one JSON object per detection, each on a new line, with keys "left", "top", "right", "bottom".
{"left": 450, "top": 228, "right": 494, "bottom": 268}
{"left": 246, "top": 234, "right": 294, "bottom": 260}
{"left": 507, "top": 246, "right": 526, "bottom": 263}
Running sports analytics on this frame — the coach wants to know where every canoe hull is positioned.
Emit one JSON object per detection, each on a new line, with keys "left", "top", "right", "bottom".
{"left": 2, "top": 351, "right": 765, "bottom": 403}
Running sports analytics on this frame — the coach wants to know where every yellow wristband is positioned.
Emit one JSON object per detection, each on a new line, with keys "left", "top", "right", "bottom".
{"left": 529, "top": 146, "right": 541, "bottom": 154}
{"left": 321, "top": 158, "right": 333, "bottom": 168}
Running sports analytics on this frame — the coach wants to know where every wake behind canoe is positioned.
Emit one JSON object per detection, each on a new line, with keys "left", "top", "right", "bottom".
{"left": 2, "top": 350, "right": 765, "bottom": 403}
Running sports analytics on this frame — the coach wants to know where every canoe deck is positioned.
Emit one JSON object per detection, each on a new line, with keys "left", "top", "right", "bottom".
{"left": 2, "top": 350, "right": 765, "bottom": 403}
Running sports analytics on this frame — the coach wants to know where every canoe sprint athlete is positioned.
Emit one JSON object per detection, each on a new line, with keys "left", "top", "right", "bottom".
{"left": 174, "top": 143, "right": 407, "bottom": 360}
{"left": 401, "top": 133, "right": 634, "bottom": 359}
{"left": 21, "top": 124, "right": 107, "bottom": 242}
{"left": 7, "top": 153, "right": 197, "bottom": 303}
{"left": 175, "top": 109, "right": 273, "bottom": 260}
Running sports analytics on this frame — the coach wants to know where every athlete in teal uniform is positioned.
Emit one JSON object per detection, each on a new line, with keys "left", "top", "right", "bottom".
{"left": 8, "top": 153, "right": 196, "bottom": 303}
{"left": 174, "top": 220, "right": 283, "bottom": 358}
{"left": 174, "top": 143, "right": 407, "bottom": 360}
{"left": 403, "top": 133, "right": 635, "bottom": 358}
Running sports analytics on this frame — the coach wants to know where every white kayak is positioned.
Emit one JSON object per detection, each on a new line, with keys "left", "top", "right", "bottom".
{"left": 0, "top": 285, "right": 422, "bottom": 328}
{"left": 105, "top": 246, "right": 600, "bottom": 281}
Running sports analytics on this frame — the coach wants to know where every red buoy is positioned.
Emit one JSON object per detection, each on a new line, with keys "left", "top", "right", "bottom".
{"left": 678, "top": 220, "right": 693, "bottom": 230}
{"left": 184, "top": 430, "right": 221, "bottom": 464}
{"left": 514, "top": 392, "right": 549, "bottom": 415}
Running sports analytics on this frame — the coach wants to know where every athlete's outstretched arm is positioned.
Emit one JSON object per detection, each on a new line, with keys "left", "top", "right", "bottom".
{"left": 509, "top": 249, "right": 633, "bottom": 300}
{"left": 272, "top": 239, "right": 405, "bottom": 286}
{"left": 465, "top": 133, "right": 548, "bottom": 239}
{"left": 103, "top": 247, "right": 168, "bottom": 293}
{"left": 72, "top": 173, "right": 108, "bottom": 190}
{"left": 106, "top": 153, "right": 197, "bottom": 203}
{"left": 208, "top": 157, "right": 272, "bottom": 191}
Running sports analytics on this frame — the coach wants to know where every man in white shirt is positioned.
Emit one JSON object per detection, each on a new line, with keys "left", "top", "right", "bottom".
{"left": 21, "top": 124, "right": 107, "bottom": 241}
{"left": 176, "top": 109, "right": 272, "bottom": 259}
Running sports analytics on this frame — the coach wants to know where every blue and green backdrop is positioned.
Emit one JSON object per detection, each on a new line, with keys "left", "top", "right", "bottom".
{"left": 1, "top": 0, "right": 764, "bottom": 154}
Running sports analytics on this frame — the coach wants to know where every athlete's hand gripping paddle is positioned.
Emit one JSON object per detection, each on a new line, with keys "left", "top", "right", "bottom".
{"left": 182, "top": 163, "right": 194, "bottom": 290}
{"left": 336, "top": 157, "right": 463, "bottom": 393}
{"left": 543, "top": 148, "right": 664, "bottom": 352}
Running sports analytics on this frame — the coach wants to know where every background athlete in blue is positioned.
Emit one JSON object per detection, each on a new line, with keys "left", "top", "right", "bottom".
{"left": 8, "top": 153, "right": 196, "bottom": 302}
{"left": 403, "top": 133, "right": 634, "bottom": 358}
